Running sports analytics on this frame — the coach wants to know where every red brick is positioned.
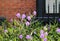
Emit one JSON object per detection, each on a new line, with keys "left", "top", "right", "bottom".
{"left": 0, "top": 0, "right": 36, "bottom": 19}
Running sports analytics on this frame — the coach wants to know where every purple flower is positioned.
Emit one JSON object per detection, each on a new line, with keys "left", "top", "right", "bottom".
{"left": 40, "top": 34, "right": 45, "bottom": 38}
{"left": 56, "top": 28, "right": 60, "bottom": 33}
{"left": 25, "top": 21, "right": 30, "bottom": 26}
{"left": 4, "top": 30, "right": 8, "bottom": 33}
{"left": 40, "top": 30, "right": 44, "bottom": 34}
{"left": 48, "top": 26, "right": 50, "bottom": 31}
{"left": 33, "top": 11, "right": 36, "bottom": 16}
{"left": 19, "top": 35, "right": 23, "bottom": 39}
{"left": 16, "top": 13, "right": 20, "bottom": 18}
{"left": 34, "top": 31, "right": 36, "bottom": 34}
{"left": 22, "top": 14, "right": 26, "bottom": 19}
{"left": 44, "top": 38, "right": 47, "bottom": 41}
{"left": 44, "top": 32, "right": 48, "bottom": 36}
{"left": 10, "top": 18, "right": 13, "bottom": 22}
{"left": 27, "top": 16, "right": 31, "bottom": 21}
{"left": 58, "top": 18, "right": 60, "bottom": 22}
{"left": 26, "top": 35, "right": 31, "bottom": 39}
{"left": 13, "top": 26, "right": 16, "bottom": 28}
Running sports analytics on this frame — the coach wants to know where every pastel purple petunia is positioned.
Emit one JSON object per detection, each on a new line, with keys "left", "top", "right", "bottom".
{"left": 44, "top": 38, "right": 47, "bottom": 41}
{"left": 33, "top": 11, "right": 36, "bottom": 16}
{"left": 10, "top": 18, "right": 13, "bottom": 22}
{"left": 27, "top": 16, "right": 31, "bottom": 21}
{"left": 4, "top": 30, "right": 8, "bottom": 33}
{"left": 34, "top": 31, "right": 36, "bottom": 34}
{"left": 56, "top": 28, "right": 60, "bottom": 33}
{"left": 13, "top": 26, "right": 16, "bottom": 28}
{"left": 25, "top": 21, "right": 30, "bottom": 26}
{"left": 16, "top": 13, "right": 20, "bottom": 18}
{"left": 44, "top": 32, "right": 48, "bottom": 36}
{"left": 48, "top": 26, "right": 50, "bottom": 31}
{"left": 26, "top": 35, "right": 31, "bottom": 39}
{"left": 19, "top": 35, "right": 23, "bottom": 39}
{"left": 58, "top": 18, "right": 60, "bottom": 21}
{"left": 22, "top": 14, "right": 26, "bottom": 19}
{"left": 40, "top": 34, "right": 45, "bottom": 39}
{"left": 40, "top": 30, "right": 44, "bottom": 34}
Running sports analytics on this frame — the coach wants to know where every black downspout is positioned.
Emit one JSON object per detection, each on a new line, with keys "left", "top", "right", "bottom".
{"left": 36, "top": 0, "right": 43, "bottom": 18}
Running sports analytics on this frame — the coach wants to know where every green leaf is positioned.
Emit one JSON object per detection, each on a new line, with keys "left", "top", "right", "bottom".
{"left": 58, "top": 37, "right": 60, "bottom": 41}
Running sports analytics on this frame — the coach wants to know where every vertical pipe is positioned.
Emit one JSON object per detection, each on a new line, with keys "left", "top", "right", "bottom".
{"left": 53, "top": 3, "right": 54, "bottom": 13}
{"left": 59, "top": 2, "right": 60, "bottom": 13}
{"left": 48, "top": 1, "right": 49, "bottom": 24}
{"left": 55, "top": 0, "right": 57, "bottom": 13}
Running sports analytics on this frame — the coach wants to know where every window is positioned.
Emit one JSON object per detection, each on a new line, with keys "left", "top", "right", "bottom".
{"left": 37, "top": 0, "right": 60, "bottom": 18}
{"left": 46, "top": 0, "right": 60, "bottom": 13}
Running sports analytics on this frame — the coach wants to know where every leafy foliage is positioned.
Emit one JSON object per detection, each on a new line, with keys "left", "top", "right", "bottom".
{"left": 0, "top": 12, "right": 60, "bottom": 41}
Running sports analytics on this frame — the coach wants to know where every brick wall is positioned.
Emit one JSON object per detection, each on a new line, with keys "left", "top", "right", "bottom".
{"left": 0, "top": 0, "right": 36, "bottom": 19}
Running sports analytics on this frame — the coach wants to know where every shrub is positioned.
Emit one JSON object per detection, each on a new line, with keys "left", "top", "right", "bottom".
{"left": 0, "top": 11, "right": 60, "bottom": 41}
